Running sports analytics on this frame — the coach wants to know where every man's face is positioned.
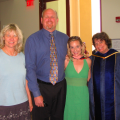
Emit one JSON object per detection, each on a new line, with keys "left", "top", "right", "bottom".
{"left": 41, "top": 9, "right": 58, "bottom": 32}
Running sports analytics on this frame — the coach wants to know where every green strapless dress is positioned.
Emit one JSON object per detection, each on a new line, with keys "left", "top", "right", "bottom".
{"left": 64, "top": 59, "right": 89, "bottom": 120}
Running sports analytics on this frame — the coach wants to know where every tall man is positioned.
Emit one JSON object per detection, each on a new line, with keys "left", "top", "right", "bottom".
{"left": 25, "top": 8, "right": 69, "bottom": 120}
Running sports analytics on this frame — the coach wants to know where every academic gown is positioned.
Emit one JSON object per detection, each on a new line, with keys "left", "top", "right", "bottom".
{"left": 88, "top": 49, "right": 120, "bottom": 120}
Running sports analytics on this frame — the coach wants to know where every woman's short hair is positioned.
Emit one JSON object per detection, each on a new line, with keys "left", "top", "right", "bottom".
{"left": 0, "top": 23, "right": 23, "bottom": 53}
{"left": 92, "top": 32, "right": 112, "bottom": 48}
{"left": 67, "top": 36, "right": 87, "bottom": 60}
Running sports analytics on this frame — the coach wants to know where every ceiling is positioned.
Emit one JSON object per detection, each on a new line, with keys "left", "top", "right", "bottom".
{"left": 0, "top": 0, "right": 10, "bottom": 2}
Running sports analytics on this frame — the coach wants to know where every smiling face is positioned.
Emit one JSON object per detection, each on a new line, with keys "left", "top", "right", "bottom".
{"left": 3, "top": 30, "right": 18, "bottom": 49}
{"left": 69, "top": 40, "right": 82, "bottom": 57}
{"left": 94, "top": 39, "right": 109, "bottom": 54}
{"left": 41, "top": 9, "right": 58, "bottom": 32}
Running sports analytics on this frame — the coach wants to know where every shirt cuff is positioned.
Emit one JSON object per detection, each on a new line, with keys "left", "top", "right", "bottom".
{"left": 32, "top": 90, "right": 41, "bottom": 97}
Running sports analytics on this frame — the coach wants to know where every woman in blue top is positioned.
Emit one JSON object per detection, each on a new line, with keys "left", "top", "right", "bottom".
{"left": 0, "top": 24, "right": 32, "bottom": 120}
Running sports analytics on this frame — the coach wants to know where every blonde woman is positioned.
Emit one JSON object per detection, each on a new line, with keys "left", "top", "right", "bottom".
{"left": 0, "top": 23, "right": 32, "bottom": 120}
{"left": 64, "top": 36, "right": 91, "bottom": 120}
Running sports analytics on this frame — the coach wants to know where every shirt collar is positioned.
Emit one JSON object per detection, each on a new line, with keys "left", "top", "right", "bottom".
{"left": 42, "top": 28, "right": 56, "bottom": 38}
{"left": 92, "top": 49, "right": 118, "bottom": 59}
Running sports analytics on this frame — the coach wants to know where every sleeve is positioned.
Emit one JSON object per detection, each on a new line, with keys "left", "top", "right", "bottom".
{"left": 88, "top": 56, "right": 95, "bottom": 120}
{"left": 25, "top": 36, "right": 41, "bottom": 97}
{"left": 115, "top": 53, "right": 120, "bottom": 119}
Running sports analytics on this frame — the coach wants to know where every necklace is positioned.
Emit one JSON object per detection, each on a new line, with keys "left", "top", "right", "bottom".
{"left": 72, "top": 56, "right": 87, "bottom": 60}
{"left": 72, "top": 55, "right": 85, "bottom": 59}
{"left": 72, "top": 57, "right": 85, "bottom": 60}
{"left": 4, "top": 49, "right": 16, "bottom": 56}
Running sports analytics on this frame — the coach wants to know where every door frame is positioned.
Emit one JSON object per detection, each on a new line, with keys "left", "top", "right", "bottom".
{"left": 39, "top": 0, "right": 70, "bottom": 36}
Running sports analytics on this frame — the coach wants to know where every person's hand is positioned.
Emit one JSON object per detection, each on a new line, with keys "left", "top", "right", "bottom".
{"left": 34, "top": 95, "right": 44, "bottom": 107}
{"left": 29, "top": 102, "right": 33, "bottom": 112}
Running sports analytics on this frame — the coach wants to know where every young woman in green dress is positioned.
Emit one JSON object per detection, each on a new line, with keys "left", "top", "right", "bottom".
{"left": 64, "top": 36, "right": 91, "bottom": 120}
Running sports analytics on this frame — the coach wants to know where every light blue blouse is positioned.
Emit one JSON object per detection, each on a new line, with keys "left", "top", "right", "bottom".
{"left": 0, "top": 49, "right": 28, "bottom": 106}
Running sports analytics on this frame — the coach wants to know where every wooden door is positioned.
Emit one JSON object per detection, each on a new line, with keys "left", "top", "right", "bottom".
{"left": 39, "top": 0, "right": 70, "bottom": 36}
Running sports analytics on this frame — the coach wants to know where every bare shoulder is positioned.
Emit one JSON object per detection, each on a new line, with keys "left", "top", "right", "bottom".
{"left": 85, "top": 57, "right": 91, "bottom": 68}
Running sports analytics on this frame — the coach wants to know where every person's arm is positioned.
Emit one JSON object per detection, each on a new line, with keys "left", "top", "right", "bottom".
{"left": 26, "top": 80, "right": 33, "bottom": 112}
{"left": 64, "top": 55, "right": 69, "bottom": 70}
{"left": 86, "top": 58, "right": 91, "bottom": 82}
{"left": 25, "top": 36, "right": 44, "bottom": 107}
{"left": 25, "top": 36, "right": 40, "bottom": 97}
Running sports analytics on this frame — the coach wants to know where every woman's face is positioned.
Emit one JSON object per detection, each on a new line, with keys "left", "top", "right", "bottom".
{"left": 3, "top": 30, "right": 18, "bottom": 49}
{"left": 94, "top": 39, "right": 109, "bottom": 54}
{"left": 69, "top": 40, "right": 82, "bottom": 57}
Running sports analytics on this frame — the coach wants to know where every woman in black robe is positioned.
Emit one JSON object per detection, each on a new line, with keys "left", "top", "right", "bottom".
{"left": 88, "top": 32, "right": 120, "bottom": 120}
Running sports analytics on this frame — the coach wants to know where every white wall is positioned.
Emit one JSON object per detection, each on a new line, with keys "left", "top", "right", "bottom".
{"left": 102, "top": 0, "right": 120, "bottom": 39}
{"left": 91, "top": 0, "right": 100, "bottom": 36}
{"left": 0, "top": 0, "right": 39, "bottom": 43}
